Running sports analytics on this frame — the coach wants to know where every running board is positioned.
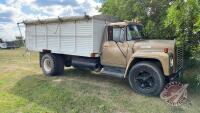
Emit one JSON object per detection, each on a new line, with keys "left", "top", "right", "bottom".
{"left": 100, "top": 66, "right": 125, "bottom": 78}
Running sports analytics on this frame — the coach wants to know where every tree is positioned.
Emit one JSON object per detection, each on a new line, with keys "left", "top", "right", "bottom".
{"left": 100, "top": 0, "right": 200, "bottom": 59}
{"left": 164, "top": 0, "right": 200, "bottom": 59}
{"left": 100, "top": 0, "right": 173, "bottom": 39}
{"left": 15, "top": 36, "right": 24, "bottom": 47}
{"left": 16, "top": 36, "right": 23, "bottom": 40}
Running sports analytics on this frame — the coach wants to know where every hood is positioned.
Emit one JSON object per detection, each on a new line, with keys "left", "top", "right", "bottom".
{"left": 132, "top": 40, "right": 175, "bottom": 53}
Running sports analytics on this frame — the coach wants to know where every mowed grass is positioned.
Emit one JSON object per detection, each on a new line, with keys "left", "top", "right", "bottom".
{"left": 0, "top": 48, "right": 199, "bottom": 113}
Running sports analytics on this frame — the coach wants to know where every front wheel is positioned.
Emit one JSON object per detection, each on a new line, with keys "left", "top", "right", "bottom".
{"left": 41, "top": 54, "right": 64, "bottom": 76}
{"left": 128, "top": 61, "right": 165, "bottom": 96}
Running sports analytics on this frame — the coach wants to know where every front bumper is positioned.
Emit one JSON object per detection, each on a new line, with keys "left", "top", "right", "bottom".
{"left": 169, "top": 68, "right": 184, "bottom": 81}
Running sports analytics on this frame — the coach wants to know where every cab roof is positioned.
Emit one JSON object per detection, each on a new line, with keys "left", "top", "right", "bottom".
{"left": 107, "top": 20, "right": 142, "bottom": 27}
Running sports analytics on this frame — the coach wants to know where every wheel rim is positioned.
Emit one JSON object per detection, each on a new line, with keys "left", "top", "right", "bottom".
{"left": 44, "top": 58, "right": 52, "bottom": 72}
{"left": 135, "top": 71, "right": 155, "bottom": 90}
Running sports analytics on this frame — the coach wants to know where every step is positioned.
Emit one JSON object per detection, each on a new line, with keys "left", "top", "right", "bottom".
{"left": 100, "top": 66, "right": 125, "bottom": 78}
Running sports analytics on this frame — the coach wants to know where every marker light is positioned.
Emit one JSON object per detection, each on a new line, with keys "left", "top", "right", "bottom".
{"left": 90, "top": 53, "right": 98, "bottom": 58}
{"left": 164, "top": 48, "right": 169, "bottom": 53}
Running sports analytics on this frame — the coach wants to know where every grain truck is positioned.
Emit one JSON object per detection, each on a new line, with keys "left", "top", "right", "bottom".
{"left": 24, "top": 15, "right": 183, "bottom": 96}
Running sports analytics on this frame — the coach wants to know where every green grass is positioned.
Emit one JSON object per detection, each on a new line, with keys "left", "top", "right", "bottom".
{"left": 0, "top": 48, "right": 200, "bottom": 113}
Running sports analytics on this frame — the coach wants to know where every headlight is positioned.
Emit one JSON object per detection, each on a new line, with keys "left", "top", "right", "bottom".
{"left": 170, "top": 57, "right": 174, "bottom": 67}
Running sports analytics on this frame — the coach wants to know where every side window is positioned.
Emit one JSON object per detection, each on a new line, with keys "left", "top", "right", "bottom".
{"left": 119, "top": 28, "right": 125, "bottom": 42}
{"left": 127, "top": 28, "right": 132, "bottom": 40}
{"left": 111, "top": 27, "right": 125, "bottom": 42}
{"left": 127, "top": 25, "right": 141, "bottom": 40}
{"left": 113, "top": 28, "right": 120, "bottom": 42}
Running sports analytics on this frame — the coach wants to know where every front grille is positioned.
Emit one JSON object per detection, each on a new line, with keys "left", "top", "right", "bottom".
{"left": 176, "top": 47, "right": 184, "bottom": 71}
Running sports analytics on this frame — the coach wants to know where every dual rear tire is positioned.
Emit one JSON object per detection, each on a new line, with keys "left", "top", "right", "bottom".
{"left": 41, "top": 54, "right": 64, "bottom": 76}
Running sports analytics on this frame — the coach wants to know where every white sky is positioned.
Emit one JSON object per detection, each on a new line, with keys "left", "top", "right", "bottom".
{"left": 0, "top": 0, "right": 102, "bottom": 41}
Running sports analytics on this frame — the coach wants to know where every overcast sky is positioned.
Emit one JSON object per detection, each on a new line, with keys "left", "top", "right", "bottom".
{"left": 0, "top": 0, "right": 102, "bottom": 41}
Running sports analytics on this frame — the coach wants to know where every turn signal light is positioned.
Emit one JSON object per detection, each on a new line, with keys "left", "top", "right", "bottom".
{"left": 90, "top": 53, "right": 98, "bottom": 58}
{"left": 164, "top": 48, "right": 169, "bottom": 53}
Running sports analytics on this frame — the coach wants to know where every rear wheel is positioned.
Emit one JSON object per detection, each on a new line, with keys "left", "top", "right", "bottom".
{"left": 41, "top": 54, "right": 64, "bottom": 76}
{"left": 128, "top": 61, "right": 165, "bottom": 96}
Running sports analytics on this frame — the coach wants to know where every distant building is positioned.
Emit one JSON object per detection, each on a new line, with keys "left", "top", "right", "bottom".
{"left": 0, "top": 41, "right": 16, "bottom": 49}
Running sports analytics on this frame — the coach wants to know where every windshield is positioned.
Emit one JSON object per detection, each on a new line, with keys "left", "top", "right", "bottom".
{"left": 127, "top": 25, "right": 142, "bottom": 40}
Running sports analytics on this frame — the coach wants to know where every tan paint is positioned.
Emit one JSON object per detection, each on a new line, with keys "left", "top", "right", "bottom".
{"left": 108, "top": 21, "right": 142, "bottom": 27}
{"left": 101, "top": 22, "right": 176, "bottom": 77}
{"left": 101, "top": 41, "right": 128, "bottom": 67}
{"left": 124, "top": 51, "right": 170, "bottom": 78}
{"left": 101, "top": 39, "right": 174, "bottom": 77}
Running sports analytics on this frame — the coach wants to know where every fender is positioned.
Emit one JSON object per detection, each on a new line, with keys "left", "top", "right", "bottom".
{"left": 124, "top": 51, "right": 170, "bottom": 78}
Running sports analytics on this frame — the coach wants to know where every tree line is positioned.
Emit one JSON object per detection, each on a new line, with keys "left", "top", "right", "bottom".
{"left": 0, "top": 36, "right": 24, "bottom": 48}
{"left": 100, "top": 0, "right": 200, "bottom": 59}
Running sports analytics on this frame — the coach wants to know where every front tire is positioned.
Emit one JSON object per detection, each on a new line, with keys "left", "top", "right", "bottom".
{"left": 41, "top": 54, "right": 64, "bottom": 76}
{"left": 128, "top": 61, "right": 165, "bottom": 96}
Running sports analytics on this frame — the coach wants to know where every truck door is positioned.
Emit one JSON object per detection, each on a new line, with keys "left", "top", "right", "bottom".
{"left": 101, "top": 26, "right": 128, "bottom": 67}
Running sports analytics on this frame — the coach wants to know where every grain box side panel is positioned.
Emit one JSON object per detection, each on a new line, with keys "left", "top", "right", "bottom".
{"left": 75, "top": 20, "right": 93, "bottom": 56}
{"left": 25, "top": 24, "right": 36, "bottom": 51}
{"left": 35, "top": 24, "right": 46, "bottom": 50}
{"left": 25, "top": 25, "right": 30, "bottom": 49}
{"left": 60, "top": 22, "right": 75, "bottom": 53}
{"left": 46, "top": 23, "right": 60, "bottom": 51}
{"left": 26, "top": 19, "right": 93, "bottom": 57}
{"left": 93, "top": 19, "right": 106, "bottom": 54}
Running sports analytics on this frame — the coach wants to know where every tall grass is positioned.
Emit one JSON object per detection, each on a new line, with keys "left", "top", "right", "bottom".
{"left": 182, "top": 58, "right": 200, "bottom": 92}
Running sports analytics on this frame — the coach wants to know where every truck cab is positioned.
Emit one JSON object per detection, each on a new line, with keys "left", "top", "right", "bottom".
{"left": 101, "top": 21, "right": 175, "bottom": 77}
{"left": 97, "top": 21, "right": 183, "bottom": 95}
